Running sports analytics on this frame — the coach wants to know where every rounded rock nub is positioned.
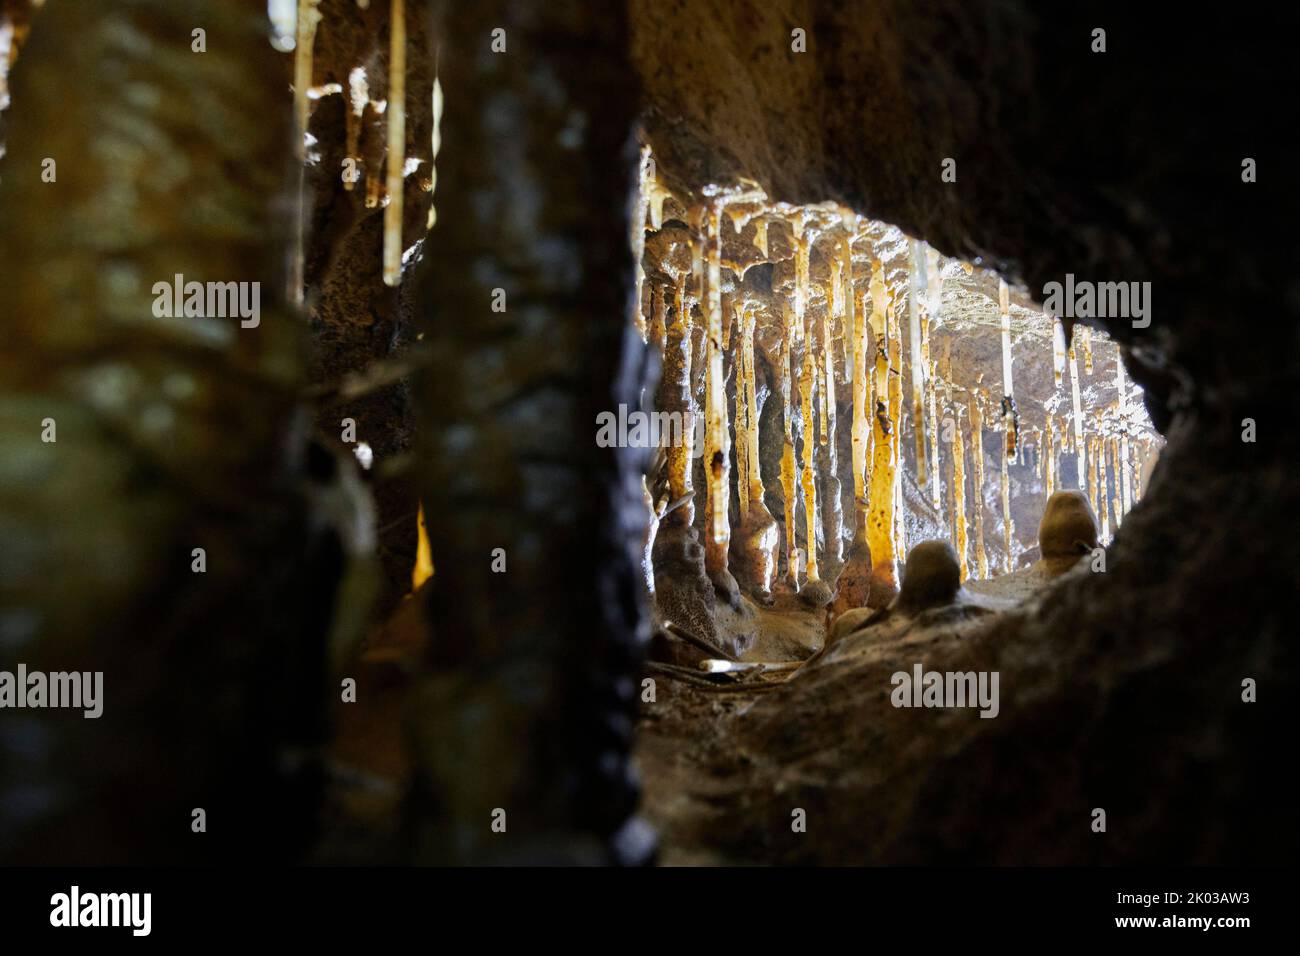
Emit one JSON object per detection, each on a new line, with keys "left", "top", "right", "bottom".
{"left": 1038, "top": 490, "right": 1099, "bottom": 561}
{"left": 896, "top": 540, "right": 961, "bottom": 614}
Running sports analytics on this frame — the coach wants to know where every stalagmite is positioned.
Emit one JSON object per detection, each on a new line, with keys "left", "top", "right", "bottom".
{"left": 1117, "top": 354, "right": 1133, "bottom": 516}
{"left": 909, "top": 239, "right": 929, "bottom": 488}
{"left": 1051, "top": 316, "right": 1067, "bottom": 388}
{"left": 1000, "top": 441, "right": 1014, "bottom": 573}
{"left": 866, "top": 258, "right": 899, "bottom": 600}
{"left": 970, "top": 392, "right": 989, "bottom": 579}
{"left": 703, "top": 205, "right": 735, "bottom": 597}
{"left": 382, "top": 0, "right": 406, "bottom": 288}
{"left": 952, "top": 405, "right": 968, "bottom": 579}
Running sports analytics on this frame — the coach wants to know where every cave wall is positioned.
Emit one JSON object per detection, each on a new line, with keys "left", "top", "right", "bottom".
{"left": 631, "top": 0, "right": 1294, "bottom": 861}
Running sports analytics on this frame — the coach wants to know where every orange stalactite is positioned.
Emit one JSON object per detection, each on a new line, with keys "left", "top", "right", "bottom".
{"left": 779, "top": 302, "right": 799, "bottom": 590}
{"left": 412, "top": 501, "right": 434, "bottom": 590}
{"left": 665, "top": 273, "right": 694, "bottom": 514}
{"left": 866, "top": 257, "right": 898, "bottom": 596}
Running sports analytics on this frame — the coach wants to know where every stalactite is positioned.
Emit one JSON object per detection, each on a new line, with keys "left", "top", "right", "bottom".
{"left": 426, "top": 75, "right": 443, "bottom": 230}
{"left": 1132, "top": 443, "right": 1144, "bottom": 502}
{"left": 1034, "top": 427, "right": 1044, "bottom": 479}
{"left": 817, "top": 284, "right": 830, "bottom": 446}
{"left": 888, "top": 288, "right": 904, "bottom": 502}
{"left": 794, "top": 230, "right": 822, "bottom": 586}
{"left": 909, "top": 239, "right": 929, "bottom": 489}
{"left": 734, "top": 306, "right": 750, "bottom": 523}
{"left": 924, "top": 250, "right": 942, "bottom": 513}
{"left": 1082, "top": 325, "right": 1094, "bottom": 374}
{"left": 779, "top": 302, "right": 799, "bottom": 590}
{"left": 631, "top": 146, "right": 652, "bottom": 341}
{"left": 665, "top": 274, "right": 694, "bottom": 514}
{"left": 821, "top": 286, "right": 843, "bottom": 566}
{"left": 1051, "top": 316, "right": 1067, "bottom": 388}
{"left": 925, "top": 335, "right": 935, "bottom": 512}
{"left": 952, "top": 405, "right": 968, "bottom": 579}
{"left": 293, "top": 0, "right": 323, "bottom": 157}
{"left": 998, "top": 278, "right": 1019, "bottom": 459}
{"left": 703, "top": 205, "right": 732, "bottom": 587}
{"left": 1088, "top": 434, "right": 1101, "bottom": 521}
{"left": 382, "top": 0, "right": 407, "bottom": 288}
{"left": 753, "top": 217, "right": 769, "bottom": 258}
{"left": 1045, "top": 412, "right": 1056, "bottom": 498}
{"left": 412, "top": 501, "right": 434, "bottom": 590}
{"left": 849, "top": 270, "right": 868, "bottom": 538}
{"left": 345, "top": 67, "right": 367, "bottom": 193}
{"left": 649, "top": 281, "right": 666, "bottom": 351}
{"left": 970, "top": 392, "right": 989, "bottom": 578}
{"left": 1097, "top": 433, "right": 1111, "bottom": 543}
{"left": 839, "top": 236, "right": 855, "bottom": 374}
{"left": 1066, "top": 340, "right": 1086, "bottom": 489}
{"left": 731, "top": 302, "right": 778, "bottom": 599}
{"left": 291, "top": 0, "right": 324, "bottom": 305}
{"left": 891, "top": 286, "right": 907, "bottom": 562}
{"left": 830, "top": 238, "right": 872, "bottom": 616}
{"left": 1110, "top": 435, "right": 1123, "bottom": 532}
{"left": 1117, "top": 353, "right": 1133, "bottom": 516}
{"left": 866, "top": 258, "right": 899, "bottom": 598}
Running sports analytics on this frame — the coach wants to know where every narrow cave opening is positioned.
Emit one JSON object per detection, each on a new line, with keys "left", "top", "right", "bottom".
{"left": 634, "top": 148, "right": 1160, "bottom": 677}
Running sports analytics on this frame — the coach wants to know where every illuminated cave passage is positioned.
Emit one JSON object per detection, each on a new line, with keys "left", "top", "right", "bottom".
{"left": 0, "top": 0, "right": 1289, "bottom": 869}
{"left": 636, "top": 173, "right": 1161, "bottom": 664}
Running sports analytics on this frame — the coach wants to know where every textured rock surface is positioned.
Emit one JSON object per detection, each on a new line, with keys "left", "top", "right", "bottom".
{"left": 633, "top": 1, "right": 1293, "bottom": 863}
